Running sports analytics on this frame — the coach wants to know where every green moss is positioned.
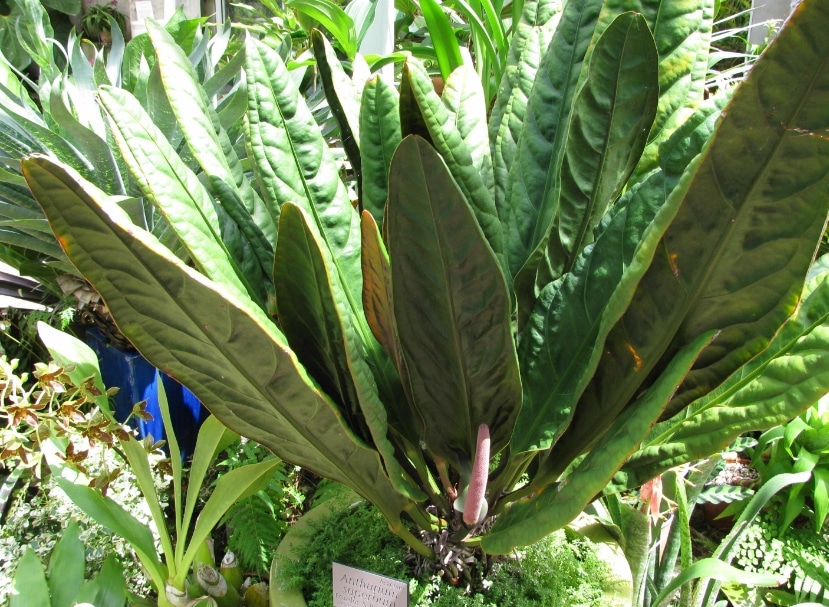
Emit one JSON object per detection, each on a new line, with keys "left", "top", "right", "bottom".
{"left": 278, "top": 501, "right": 617, "bottom": 607}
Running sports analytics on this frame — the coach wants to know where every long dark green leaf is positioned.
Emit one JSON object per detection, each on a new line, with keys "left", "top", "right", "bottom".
{"left": 312, "top": 29, "right": 361, "bottom": 192}
{"left": 359, "top": 76, "right": 401, "bottom": 225}
{"left": 488, "top": 0, "right": 561, "bottom": 214}
{"left": 404, "top": 59, "right": 506, "bottom": 276}
{"left": 564, "top": 0, "right": 829, "bottom": 465}
{"left": 596, "top": 0, "right": 716, "bottom": 181}
{"left": 483, "top": 331, "right": 714, "bottom": 553}
{"left": 545, "top": 12, "right": 659, "bottom": 279}
{"left": 244, "top": 37, "right": 363, "bottom": 307}
{"left": 23, "top": 155, "right": 412, "bottom": 531}
{"left": 512, "top": 168, "right": 677, "bottom": 454}
{"left": 441, "top": 64, "right": 494, "bottom": 200}
{"left": 502, "top": 0, "right": 602, "bottom": 282}
{"left": 275, "top": 203, "right": 425, "bottom": 500}
{"left": 386, "top": 136, "right": 520, "bottom": 462}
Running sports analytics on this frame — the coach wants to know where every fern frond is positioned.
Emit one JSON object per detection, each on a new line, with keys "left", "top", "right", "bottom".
{"left": 226, "top": 495, "right": 287, "bottom": 575}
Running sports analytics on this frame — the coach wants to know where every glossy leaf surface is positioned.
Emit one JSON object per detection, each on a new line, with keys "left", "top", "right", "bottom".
{"left": 488, "top": 0, "right": 561, "bottom": 214}
{"left": 485, "top": 331, "right": 714, "bottom": 553}
{"left": 244, "top": 37, "right": 363, "bottom": 306}
{"left": 276, "top": 203, "right": 424, "bottom": 499}
{"left": 386, "top": 136, "right": 520, "bottom": 462}
{"left": 403, "top": 60, "right": 505, "bottom": 274}
{"left": 24, "top": 156, "right": 410, "bottom": 527}
{"left": 359, "top": 76, "right": 401, "bottom": 225}
{"left": 98, "top": 86, "right": 252, "bottom": 302}
{"left": 616, "top": 259, "right": 829, "bottom": 488}
{"left": 559, "top": 0, "right": 829, "bottom": 464}
{"left": 547, "top": 12, "right": 659, "bottom": 278}
{"left": 512, "top": 168, "right": 678, "bottom": 454}
{"left": 502, "top": 0, "right": 603, "bottom": 281}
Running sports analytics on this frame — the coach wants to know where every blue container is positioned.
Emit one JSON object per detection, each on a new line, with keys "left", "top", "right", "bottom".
{"left": 85, "top": 327, "right": 208, "bottom": 457}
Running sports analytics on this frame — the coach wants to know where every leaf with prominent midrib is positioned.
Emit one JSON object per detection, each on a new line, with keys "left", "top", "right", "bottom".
{"left": 488, "top": 0, "right": 561, "bottom": 215}
{"left": 595, "top": 0, "right": 715, "bottom": 181}
{"left": 502, "top": 0, "right": 603, "bottom": 283}
{"left": 386, "top": 136, "right": 520, "bottom": 463}
{"left": 511, "top": 167, "right": 676, "bottom": 455}
{"left": 614, "top": 258, "right": 829, "bottom": 489}
{"left": 244, "top": 37, "right": 363, "bottom": 307}
{"left": 359, "top": 76, "right": 401, "bottom": 226}
{"left": 23, "top": 155, "right": 411, "bottom": 532}
{"left": 484, "top": 331, "right": 714, "bottom": 553}
{"left": 556, "top": 0, "right": 829, "bottom": 465}
{"left": 545, "top": 11, "right": 659, "bottom": 279}
{"left": 403, "top": 60, "right": 506, "bottom": 276}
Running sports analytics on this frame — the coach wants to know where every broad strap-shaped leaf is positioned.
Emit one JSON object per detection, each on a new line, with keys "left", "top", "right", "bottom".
{"left": 561, "top": 0, "right": 829, "bottom": 465}
{"left": 502, "top": 0, "right": 603, "bottom": 282}
{"left": 440, "top": 64, "right": 494, "bottom": 201}
{"left": 545, "top": 12, "right": 659, "bottom": 279}
{"left": 274, "top": 202, "right": 367, "bottom": 440}
{"left": 10, "top": 550, "right": 50, "bottom": 607}
{"left": 146, "top": 20, "right": 277, "bottom": 246}
{"left": 614, "top": 260, "right": 829, "bottom": 489}
{"left": 359, "top": 76, "right": 401, "bottom": 225}
{"left": 24, "top": 155, "right": 412, "bottom": 531}
{"left": 311, "top": 30, "right": 362, "bottom": 195}
{"left": 483, "top": 331, "right": 714, "bottom": 554}
{"left": 47, "top": 521, "right": 85, "bottom": 607}
{"left": 403, "top": 59, "right": 506, "bottom": 276}
{"left": 275, "top": 203, "right": 426, "bottom": 500}
{"left": 386, "top": 136, "right": 520, "bottom": 462}
{"left": 596, "top": 0, "right": 716, "bottom": 181}
{"left": 511, "top": 167, "right": 678, "bottom": 454}
{"left": 641, "top": 0, "right": 715, "bottom": 180}
{"left": 244, "top": 37, "right": 364, "bottom": 307}
{"left": 488, "top": 0, "right": 561, "bottom": 214}
{"left": 97, "top": 86, "right": 254, "bottom": 304}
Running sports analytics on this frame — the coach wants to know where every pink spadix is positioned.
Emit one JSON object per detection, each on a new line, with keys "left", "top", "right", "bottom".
{"left": 463, "top": 424, "right": 490, "bottom": 526}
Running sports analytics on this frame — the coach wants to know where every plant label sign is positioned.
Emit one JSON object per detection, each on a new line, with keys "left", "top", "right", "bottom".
{"left": 333, "top": 562, "right": 409, "bottom": 607}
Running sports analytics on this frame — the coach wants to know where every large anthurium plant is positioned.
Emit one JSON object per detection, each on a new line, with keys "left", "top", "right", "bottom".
{"left": 19, "top": 0, "right": 829, "bottom": 586}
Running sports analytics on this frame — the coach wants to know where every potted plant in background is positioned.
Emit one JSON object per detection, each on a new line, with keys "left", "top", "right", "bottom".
{"left": 80, "top": 1, "right": 125, "bottom": 43}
